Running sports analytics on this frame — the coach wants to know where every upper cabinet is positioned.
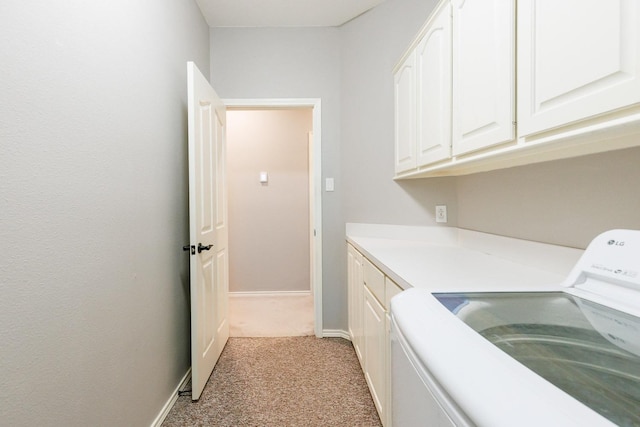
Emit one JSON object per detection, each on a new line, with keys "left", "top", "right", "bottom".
{"left": 416, "top": 1, "right": 452, "bottom": 166}
{"left": 394, "top": 0, "right": 640, "bottom": 179}
{"left": 518, "top": 0, "right": 640, "bottom": 136}
{"left": 394, "top": 51, "right": 417, "bottom": 174}
{"left": 452, "top": 0, "right": 515, "bottom": 156}
{"left": 394, "top": 1, "right": 451, "bottom": 174}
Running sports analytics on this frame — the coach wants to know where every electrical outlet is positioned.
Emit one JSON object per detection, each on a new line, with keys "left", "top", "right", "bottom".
{"left": 435, "top": 205, "right": 447, "bottom": 223}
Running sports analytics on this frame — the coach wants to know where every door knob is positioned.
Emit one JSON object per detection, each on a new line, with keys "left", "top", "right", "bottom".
{"left": 197, "top": 243, "right": 213, "bottom": 253}
{"left": 183, "top": 245, "right": 195, "bottom": 255}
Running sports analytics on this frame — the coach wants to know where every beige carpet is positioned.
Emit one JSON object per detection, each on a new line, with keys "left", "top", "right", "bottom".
{"left": 162, "top": 337, "right": 382, "bottom": 427}
{"left": 229, "top": 293, "right": 314, "bottom": 337}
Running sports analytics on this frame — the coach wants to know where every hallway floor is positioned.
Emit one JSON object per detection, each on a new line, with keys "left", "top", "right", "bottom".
{"left": 229, "top": 292, "right": 314, "bottom": 337}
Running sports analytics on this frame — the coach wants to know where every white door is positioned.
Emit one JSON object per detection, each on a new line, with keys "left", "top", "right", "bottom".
{"left": 363, "top": 285, "right": 386, "bottom": 421}
{"left": 452, "top": 0, "right": 515, "bottom": 156}
{"left": 394, "top": 51, "right": 417, "bottom": 173}
{"left": 187, "top": 61, "right": 229, "bottom": 401}
{"left": 517, "top": 0, "right": 640, "bottom": 137}
{"left": 416, "top": 0, "right": 452, "bottom": 166}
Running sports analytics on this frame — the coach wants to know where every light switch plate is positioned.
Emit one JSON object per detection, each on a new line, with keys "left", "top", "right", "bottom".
{"left": 326, "top": 178, "right": 334, "bottom": 192}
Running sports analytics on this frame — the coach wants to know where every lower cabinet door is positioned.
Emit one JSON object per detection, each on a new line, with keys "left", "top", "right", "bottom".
{"left": 364, "top": 286, "right": 386, "bottom": 421}
{"left": 347, "top": 244, "right": 365, "bottom": 364}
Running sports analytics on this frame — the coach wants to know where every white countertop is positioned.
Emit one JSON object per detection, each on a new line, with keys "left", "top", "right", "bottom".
{"left": 346, "top": 224, "right": 584, "bottom": 292}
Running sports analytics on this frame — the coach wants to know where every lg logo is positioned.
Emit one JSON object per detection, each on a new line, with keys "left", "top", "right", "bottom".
{"left": 608, "top": 239, "right": 625, "bottom": 246}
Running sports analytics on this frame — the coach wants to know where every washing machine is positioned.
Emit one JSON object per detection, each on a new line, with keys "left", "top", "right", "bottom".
{"left": 390, "top": 229, "right": 640, "bottom": 427}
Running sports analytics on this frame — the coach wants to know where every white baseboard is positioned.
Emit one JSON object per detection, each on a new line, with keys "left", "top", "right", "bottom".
{"left": 230, "top": 290, "right": 312, "bottom": 298}
{"left": 322, "top": 329, "right": 351, "bottom": 340}
{"left": 150, "top": 368, "right": 191, "bottom": 427}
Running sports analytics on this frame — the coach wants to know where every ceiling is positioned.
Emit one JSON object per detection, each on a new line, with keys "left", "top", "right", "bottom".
{"left": 195, "top": 0, "right": 386, "bottom": 28}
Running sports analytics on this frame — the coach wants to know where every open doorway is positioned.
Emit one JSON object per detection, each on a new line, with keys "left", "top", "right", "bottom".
{"left": 224, "top": 99, "right": 322, "bottom": 338}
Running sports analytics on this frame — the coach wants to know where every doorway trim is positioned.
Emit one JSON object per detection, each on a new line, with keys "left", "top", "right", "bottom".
{"left": 223, "top": 98, "right": 323, "bottom": 338}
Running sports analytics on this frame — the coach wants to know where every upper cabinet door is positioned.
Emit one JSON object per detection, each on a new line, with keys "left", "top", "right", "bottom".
{"left": 452, "top": 0, "right": 515, "bottom": 156}
{"left": 416, "top": 1, "right": 452, "bottom": 166}
{"left": 518, "top": 0, "right": 640, "bottom": 137}
{"left": 394, "top": 51, "right": 417, "bottom": 173}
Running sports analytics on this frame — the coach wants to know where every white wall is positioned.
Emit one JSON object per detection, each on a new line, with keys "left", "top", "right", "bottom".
{"left": 0, "top": 1, "right": 209, "bottom": 425}
{"left": 227, "top": 109, "right": 312, "bottom": 293}
{"left": 457, "top": 146, "right": 640, "bottom": 249}
{"left": 340, "top": 0, "right": 458, "bottom": 226}
{"left": 209, "top": 27, "right": 346, "bottom": 329}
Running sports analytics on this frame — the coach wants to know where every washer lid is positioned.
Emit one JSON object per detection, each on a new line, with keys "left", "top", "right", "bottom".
{"left": 435, "top": 291, "right": 640, "bottom": 427}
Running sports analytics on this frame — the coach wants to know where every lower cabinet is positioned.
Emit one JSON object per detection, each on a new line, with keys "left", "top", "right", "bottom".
{"left": 347, "top": 243, "right": 403, "bottom": 427}
{"left": 347, "top": 244, "right": 364, "bottom": 362}
{"left": 384, "top": 277, "right": 403, "bottom": 425}
{"left": 364, "top": 286, "right": 386, "bottom": 420}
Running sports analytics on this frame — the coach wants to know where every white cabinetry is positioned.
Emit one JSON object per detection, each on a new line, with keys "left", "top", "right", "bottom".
{"left": 347, "top": 244, "right": 364, "bottom": 362}
{"left": 394, "top": 51, "right": 417, "bottom": 173}
{"left": 347, "top": 243, "right": 404, "bottom": 427}
{"left": 518, "top": 0, "right": 640, "bottom": 136}
{"left": 452, "top": 0, "right": 515, "bottom": 155}
{"left": 364, "top": 258, "right": 385, "bottom": 303}
{"left": 395, "top": 0, "right": 451, "bottom": 173}
{"left": 384, "top": 277, "right": 403, "bottom": 426}
{"left": 416, "top": 1, "right": 452, "bottom": 165}
{"left": 363, "top": 257, "right": 387, "bottom": 422}
{"left": 364, "top": 285, "right": 386, "bottom": 420}
{"left": 394, "top": 0, "right": 640, "bottom": 179}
